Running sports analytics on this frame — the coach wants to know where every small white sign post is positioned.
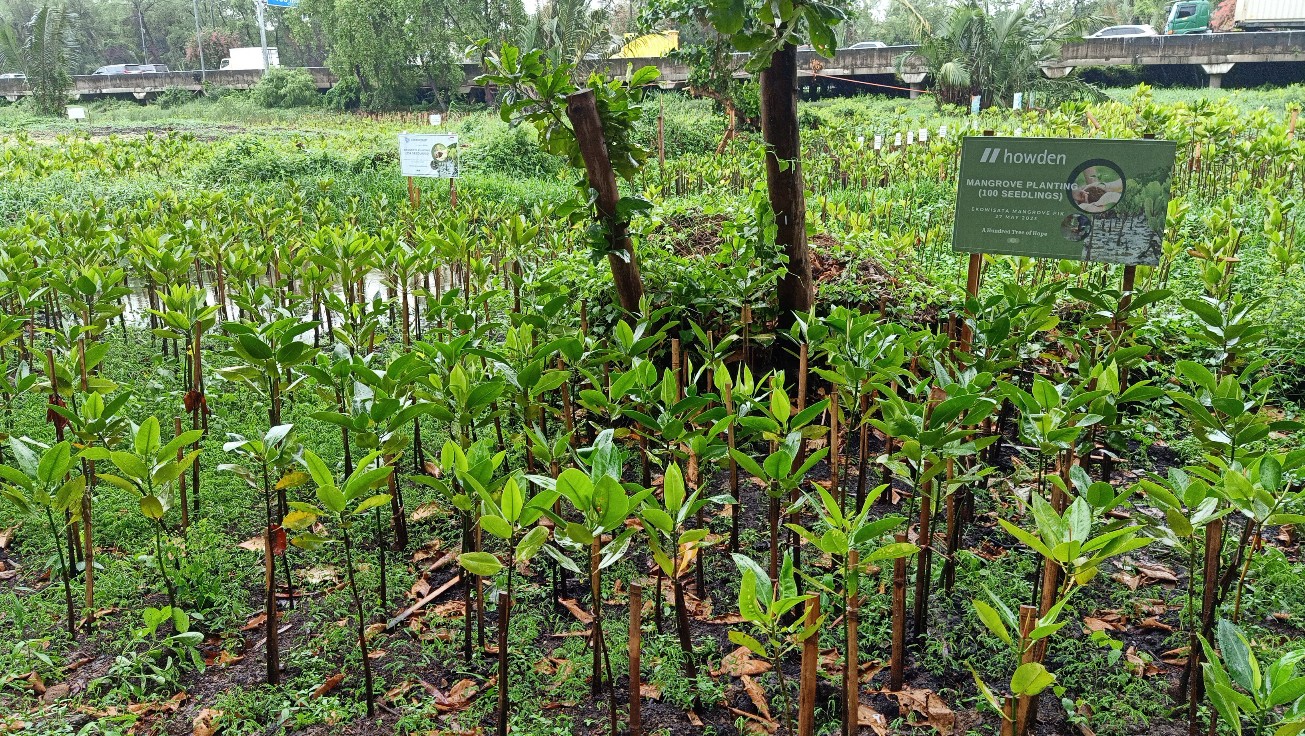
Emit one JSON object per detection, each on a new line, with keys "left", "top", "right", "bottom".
{"left": 398, "top": 133, "right": 460, "bottom": 208}
{"left": 67, "top": 106, "right": 87, "bottom": 121}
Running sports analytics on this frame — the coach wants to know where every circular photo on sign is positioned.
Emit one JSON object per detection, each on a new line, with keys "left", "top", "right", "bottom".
{"left": 431, "top": 143, "right": 450, "bottom": 162}
{"left": 1067, "top": 159, "right": 1126, "bottom": 214}
{"left": 1060, "top": 214, "right": 1091, "bottom": 242}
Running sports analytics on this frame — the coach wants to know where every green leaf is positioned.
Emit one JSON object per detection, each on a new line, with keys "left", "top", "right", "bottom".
{"left": 1217, "top": 619, "right": 1259, "bottom": 693}
{"left": 1010, "top": 662, "right": 1055, "bottom": 696}
{"left": 728, "top": 630, "right": 767, "bottom": 657}
{"left": 37, "top": 442, "right": 71, "bottom": 486}
{"left": 974, "top": 600, "right": 1012, "bottom": 646}
{"left": 663, "top": 462, "right": 685, "bottom": 515}
{"left": 135, "top": 417, "right": 162, "bottom": 457}
{"left": 480, "top": 514, "right": 513, "bottom": 539}
{"left": 140, "top": 495, "right": 166, "bottom": 520}
{"left": 351, "top": 494, "right": 392, "bottom": 516}
{"left": 458, "top": 551, "right": 503, "bottom": 577}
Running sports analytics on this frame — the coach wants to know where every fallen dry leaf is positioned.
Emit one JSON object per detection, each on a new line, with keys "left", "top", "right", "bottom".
{"left": 312, "top": 673, "right": 344, "bottom": 698}
{"left": 713, "top": 646, "right": 772, "bottom": 677}
{"left": 639, "top": 682, "right": 662, "bottom": 700}
{"left": 559, "top": 598, "right": 594, "bottom": 624}
{"left": 890, "top": 687, "right": 955, "bottom": 734}
{"left": 236, "top": 535, "right": 263, "bottom": 553}
{"left": 705, "top": 613, "right": 746, "bottom": 625}
{"left": 240, "top": 613, "right": 266, "bottom": 632}
{"left": 1084, "top": 611, "right": 1126, "bottom": 633}
{"left": 858, "top": 703, "right": 892, "bottom": 736}
{"left": 410, "top": 502, "right": 442, "bottom": 522}
{"left": 191, "top": 708, "right": 221, "bottom": 736}
{"left": 728, "top": 706, "right": 777, "bottom": 734}
{"left": 0, "top": 525, "right": 15, "bottom": 549}
{"left": 303, "top": 566, "right": 339, "bottom": 585}
{"left": 41, "top": 682, "right": 69, "bottom": 703}
{"left": 1124, "top": 647, "right": 1162, "bottom": 677}
{"left": 25, "top": 671, "right": 44, "bottom": 695}
{"left": 1161, "top": 647, "right": 1190, "bottom": 666}
{"left": 1139, "top": 616, "right": 1173, "bottom": 632}
{"left": 432, "top": 678, "right": 489, "bottom": 712}
{"left": 1133, "top": 562, "right": 1179, "bottom": 587}
{"left": 740, "top": 675, "right": 773, "bottom": 722}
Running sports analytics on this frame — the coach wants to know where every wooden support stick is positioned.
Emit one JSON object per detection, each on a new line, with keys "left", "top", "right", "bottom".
{"left": 798, "top": 596, "right": 820, "bottom": 736}
{"left": 496, "top": 591, "right": 511, "bottom": 736}
{"left": 629, "top": 583, "right": 643, "bottom": 736}
{"left": 890, "top": 533, "right": 908, "bottom": 691}
{"left": 845, "top": 549, "right": 860, "bottom": 736}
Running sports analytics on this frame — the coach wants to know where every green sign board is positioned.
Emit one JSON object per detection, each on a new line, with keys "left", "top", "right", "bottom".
{"left": 953, "top": 137, "right": 1177, "bottom": 266}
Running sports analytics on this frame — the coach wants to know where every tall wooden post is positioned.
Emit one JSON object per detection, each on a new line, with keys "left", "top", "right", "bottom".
{"left": 798, "top": 596, "right": 820, "bottom": 736}
{"left": 629, "top": 584, "right": 643, "bottom": 736}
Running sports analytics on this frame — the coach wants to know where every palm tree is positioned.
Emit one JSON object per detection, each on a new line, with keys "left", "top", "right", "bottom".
{"left": 520, "top": 0, "right": 615, "bottom": 72}
{"left": 896, "top": 0, "right": 1096, "bottom": 108}
{"left": 0, "top": 5, "right": 79, "bottom": 116}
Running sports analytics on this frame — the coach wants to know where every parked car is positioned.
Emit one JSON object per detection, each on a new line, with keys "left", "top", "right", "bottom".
{"left": 847, "top": 40, "right": 887, "bottom": 49}
{"left": 0, "top": 72, "right": 26, "bottom": 80}
{"left": 91, "top": 63, "right": 170, "bottom": 75}
{"left": 1088, "top": 24, "right": 1160, "bottom": 37}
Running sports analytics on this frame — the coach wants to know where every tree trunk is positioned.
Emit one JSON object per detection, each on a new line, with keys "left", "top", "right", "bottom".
{"left": 565, "top": 89, "right": 645, "bottom": 314}
{"left": 759, "top": 43, "right": 813, "bottom": 337}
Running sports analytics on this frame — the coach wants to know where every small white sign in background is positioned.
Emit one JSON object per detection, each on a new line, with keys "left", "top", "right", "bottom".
{"left": 67, "top": 106, "right": 86, "bottom": 120}
{"left": 398, "top": 133, "right": 459, "bottom": 178}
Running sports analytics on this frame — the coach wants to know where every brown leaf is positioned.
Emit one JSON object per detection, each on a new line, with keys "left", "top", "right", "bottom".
{"left": 727, "top": 706, "right": 777, "bottom": 734}
{"left": 1133, "top": 562, "right": 1179, "bottom": 587}
{"left": 204, "top": 651, "right": 243, "bottom": 667}
{"left": 712, "top": 646, "right": 772, "bottom": 677}
{"left": 559, "top": 598, "right": 594, "bottom": 624}
{"left": 1083, "top": 611, "right": 1125, "bottom": 633}
{"left": 1161, "top": 647, "right": 1190, "bottom": 666}
{"left": 687, "top": 710, "right": 704, "bottom": 727}
{"left": 240, "top": 613, "right": 267, "bottom": 632}
{"left": 191, "top": 708, "right": 222, "bottom": 736}
{"left": 303, "top": 566, "right": 339, "bottom": 585}
{"left": 42, "top": 682, "right": 70, "bottom": 703}
{"left": 432, "top": 678, "right": 488, "bottom": 712}
{"left": 740, "top": 675, "right": 773, "bottom": 722}
{"left": 236, "top": 536, "right": 263, "bottom": 553}
{"left": 1138, "top": 616, "right": 1173, "bottom": 632}
{"left": 1124, "top": 647, "right": 1161, "bottom": 677}
{"left": 410, "top": 502, "right": 442, "bottom": 522}
{"left": 1112, "top": 572, "right": 1143, "bottom": 591}
{"left": 890, "top": 687, "right": 955, "bottom": 734}
{"left": 639, "top": 682, "right": 662, "bottom": 700}
{"left": 270, "top": 526, "right": 287, "bottom": 556}
{"left": 858, "top": 703, "right": 892, "bottom": 735}
{"left": 312, "top": 673, "right": 344, "bottom": 698}
{"left": 25, "top": 671, "right": 45, "bottom": 695}
{"left": 705, "top": 613, "right": 746, "bottom": 625}
{"left": 0, "top": 524, "right": 16, "bottom": 549}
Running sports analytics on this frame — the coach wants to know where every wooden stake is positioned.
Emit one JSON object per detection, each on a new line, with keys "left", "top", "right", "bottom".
{"left": 496, "top": 591, "right": 510, "bottom": 736}
{"left": 845, "top": 549, "right": 860, "bottom": 736}
{"left": 1015, "top": 605, "right": 1039, "bottom": 736}
{"left": 912, "top": 472, "right": 933, "bottom": 647}
{"left": 174, "top": 417, "right": 189, "bottom": 531}
{"left": 629, "top": 583, "right": 643, "bottom": 736}
{"left": 798, "top": 596, "right": 820, "bottom": 736}
{"left": 890, "top": 533, "right": 908, "bottom": 691}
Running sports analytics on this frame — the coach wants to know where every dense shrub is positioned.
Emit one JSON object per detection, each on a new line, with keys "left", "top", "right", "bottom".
{"left": 324, "top": 76, "right": 361, "bottom": 111}
{"left": 461, "top": 122, "right": 563, "bottom": 179}
{"left": 251, "top": 67, "right": 320, "bottom": 109}
{"left": 198, "top": 136, "right": 349, "bottom": 183}
{"left": 634, "top": 93, "right": 724, "bottom": 156}
{"left": 154, "top": 87, "right": 196, "bottom": 109}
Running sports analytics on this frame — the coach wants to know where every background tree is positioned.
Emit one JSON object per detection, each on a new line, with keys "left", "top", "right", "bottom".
{"left": 0, "top": 5, "right": 78, "bottom": 116}
{"left": 897, "top": 0, "right": 1097, "bottom": 108}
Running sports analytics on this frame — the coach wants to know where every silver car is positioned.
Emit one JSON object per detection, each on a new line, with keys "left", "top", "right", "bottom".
{"left": 1088, "top": 25, "right": 1160, "bottom": 38}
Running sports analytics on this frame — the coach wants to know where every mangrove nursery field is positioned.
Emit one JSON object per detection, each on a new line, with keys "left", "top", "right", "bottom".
{"left": 2, "top": 82, "right": 1305, "bottom": 736}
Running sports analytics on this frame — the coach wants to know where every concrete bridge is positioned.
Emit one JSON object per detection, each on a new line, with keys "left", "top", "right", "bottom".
{"left": 2, "top": 31, "right": 1303, "bottom": 102}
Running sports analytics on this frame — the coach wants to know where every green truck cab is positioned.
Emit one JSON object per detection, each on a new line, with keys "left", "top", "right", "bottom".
{"left": 1164, "top": 0, "right": 1211, "bottom": 33}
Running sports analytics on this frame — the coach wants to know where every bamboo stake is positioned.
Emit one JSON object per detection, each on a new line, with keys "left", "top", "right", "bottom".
{"left": 496, "top": 591, "right": 510, "bottom": 736}
{"left": 890, "top": 533, "right": 908, "bottom": 691}
{"left": 629, "top": 583, "right": 643, "bottom": 736}
{"left": 845, "top": 549, "right": 860, "bottom": 736}
{"left": 798, "top": 596, "right": 820, "bottom": 736}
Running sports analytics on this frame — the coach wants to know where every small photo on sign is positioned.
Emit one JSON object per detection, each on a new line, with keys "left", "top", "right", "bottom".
{"left": 1069, "top": 161, "right": 1125, "bottom": 214}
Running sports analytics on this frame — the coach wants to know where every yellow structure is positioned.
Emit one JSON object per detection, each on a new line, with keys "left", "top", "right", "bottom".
{"left": 615, "top": 30, "right": 680, "bottom": 58}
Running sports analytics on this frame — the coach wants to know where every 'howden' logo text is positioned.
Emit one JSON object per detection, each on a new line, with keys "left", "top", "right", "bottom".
{"left": 978, "top": 147, "right": 1067, "bottom": 166}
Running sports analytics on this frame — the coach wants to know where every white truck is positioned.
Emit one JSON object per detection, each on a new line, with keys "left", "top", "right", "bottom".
{"left": 219, "top": 47, "right": 280, "bottom": 71}
{"left": 1235, "top": 0, "right": 1305, "bottom": 30}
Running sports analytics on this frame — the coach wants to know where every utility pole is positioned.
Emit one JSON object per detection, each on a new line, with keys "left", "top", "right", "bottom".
{"left": 255, "top": 0, "right": 269, "bottom": 74}
{"left": 192, "top": 0, "right": 206, "bottom": 81}
{"left": 138, "top": 5, "right": 148, "bottom": 62}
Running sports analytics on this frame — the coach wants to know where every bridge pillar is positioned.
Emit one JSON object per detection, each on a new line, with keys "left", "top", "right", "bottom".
{"left": 901, "top": 72, "right": 926, "bottom": 99}
{"left": 1202, "top": 63, "right": 1235, "bottom": 89}
{"left": 1042, "top": 66, "right": 1074, "bottom": 79}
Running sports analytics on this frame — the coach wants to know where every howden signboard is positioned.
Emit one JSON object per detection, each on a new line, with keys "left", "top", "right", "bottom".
{"left": 953, "top": 136, "right": 1177, "bottom": 266}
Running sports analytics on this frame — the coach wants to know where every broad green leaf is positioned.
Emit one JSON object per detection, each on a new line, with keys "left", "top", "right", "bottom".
{"left": 458, "top": 551, "right": 503, "bottom": 577}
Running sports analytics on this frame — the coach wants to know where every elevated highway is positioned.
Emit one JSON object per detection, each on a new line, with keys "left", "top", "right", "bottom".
{"left": 2, "top": 31, "right": 1302, "bottom": 102}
